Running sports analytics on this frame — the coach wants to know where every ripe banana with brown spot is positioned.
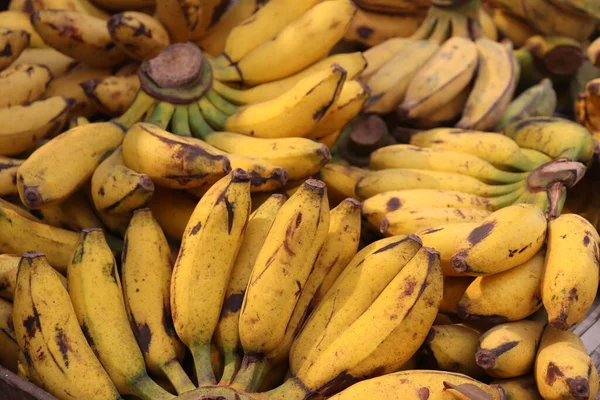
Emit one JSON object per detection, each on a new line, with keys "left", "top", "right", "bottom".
{"left": 12, "top": 48, "right": 77, "bottom": 79}
{"left": 0, "top": 10, "right": 45, "bottom": 48}
{"left": 31, "top": 9, "right": 127, "bottom": 68}
{"left": 0, "top": 64, "right": 52, "bottom": 108}
{"left": 108, "top": 11, "right": 170, "bottom": 61}
{"left": 0, "top": 28, "right": 29, "bottom": 71}
{"left": 82, "top": 72, "right": 141, "bottom": 117}
{"left": 492, "top": 376, "right": 542, "bottom": 400}
{"left": 0, "top": 157, "right": 23, "bottom": 196}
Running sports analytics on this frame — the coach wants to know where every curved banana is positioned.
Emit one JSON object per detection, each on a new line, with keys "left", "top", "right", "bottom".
{"left": 12, "top": 48, "right": 76, "bottom": 81}
{"left": 17, "top": 121, "right": 125, "bottom": 209}
{"left": 31, "top": 10, "right": 127, "bottom": 68}
{"left": 0, "top": 96, "right": 72, "bottom": 157}
{"left": 457, "top": 38, "right": 519, "bottom": 131}
{"left": 122, "top": 122, "right": 231, "bottom": 189}
{"left": 535, "top": 326, "right": 599, "bottom": 400}
{"left": 147, "top": 187, "right": 197, "bottom": 240}
{"left": 0, "top": 10, "right": 45, "bottom": 48}
{"left": 380, "top": 207, "right": 492, "bottom": 236}
{"left": 88, "top": 0, "right": 154, "bottom": 11}
{"left": 457, "top": 250, "right": 545, "bottom": 322}
{"left": 215, "top": 194, "right": 286, "bottom": 385}
{"left": 361, "top": 38, "right": 411, "bottom": 79}
{"left": 82, "top": 73, "right": 141, "bottom": 117}
{"left": 319, "top": 163, "right": 369, "bottom": 205}
{"left": 492, "top": 8, "right": 538, "bottom": 47}
{"left": 495, "top": 78, "right": 557, "bottom": 131}
{"left": 13, "top": 252, "right": 120, "bottom": 399}
{"left": 440, "top": 276, "right": 473, "bottom": 314}
{"left": 399, "top": 37, "right": 478, "bottom": 119}
{"left": 355, "top": 0, "right": 431, "bottom": 14}
{"left": 476, "top": 320, "right": 545, "bottom": 378}
{"left": 0, "top": 297, "right": 18, "bottom": 373}
{"left": 0, "top": 64, "right": 52, "bottom": 108}
{"left": 108, "top": 11, "right": 170, "bottom": 61}
{"left": 171, "top": 170, "right": 251, "bottom": 385}
{"left": 543, "top": 214, "right": 600, "bottom": 330}
{"left": 0, "top": 28, "right": 29, "bottom": 71}
{"left": 122, "top": 209, "right": 194, "bottom": 394}
{"left": 0, "top": 156, "right": 23, "bottom": 196}
{"left": 36, "top": 191, "right": 104, "bottom": 231}
{"left": 0, "top": 254, "right": 21, "bottom": 300}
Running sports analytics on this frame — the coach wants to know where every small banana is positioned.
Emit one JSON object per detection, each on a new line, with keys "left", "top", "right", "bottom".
{"left": 476, "top": 320, "right": 545, "bottom": 378}
{"left": 408, "top": 84, "right": 470, "bottom": 129}
{"left": 35, "top": 191, "right": 104, "bottom": 231}
{"left": 0, "top": 28, "right": 29, "bottom": 71}
{"left": 82, "top": 72, "right": 141, "bottom": 117}
{"left": 361, "top": 37, "right": 412, "bottom": 79}
{"left": 355, "top": 0, "right": 431, "bottom": 14}
{"left": 12, "top": 252, "right": 121, "bottom": 399}
{"left": 491, "top": 376, "right": 543, "bottom": 400}
{"left": 17, "top": 121, "right": 125, "bottom": 209}
{"left": 0, "top": 156, "right": 23, "bottom": 196}
{"left": 495, "top": 78, "right": 557, "bottom": 131}
{"left": 399, "top": 37, "right": 478, "bottom": 118}
{"left": 0, "top": 10, "right": 45, "bottom": 48}
{"left": 147, "top": 187, "right": 197, "bottom": 240}
{"left": 0, "top": 64, "right": 52, "bottom": 108}
{"left": 31, "top": 10, "right": 127, "bottom": 68}
{"left": 319, "top": 163, "right": 369, "bottom": 205}
{"left": 457, "top": 250, "right": 545, "bottom": 322}
{"left": 122, "top": 209, "right": 195, "bottom": 394}
{"left": 171, "top": 170, "right": 251, "bottom": 385}
{"left": 543, "top": 213, "right": 600, "bottom": 330}
{"left": 108, "top": 11, "right": 170, "bottom": 61}
{"left": 492, "top": 8, "right": 539, "bottom": 47}
{"left": 12, "top": 47, "right": 77, "bottom": 79}
{"left": 121, "top": 122, "right": 231, "bottom": 189}
{"left": 440, "top": 276, "right": 474, "bottom": 314}
{"left": 535, "top": 326, "right": 599, "bottom": 400}
{"left": 0, "top": 297, "right": 18, "bottom": 373}
{"left": 0, "top": 96, "right": 72, "bottom": 157}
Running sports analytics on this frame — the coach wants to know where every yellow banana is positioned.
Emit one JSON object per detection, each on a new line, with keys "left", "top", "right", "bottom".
{"left": 87, "top": 0, "right": 154, "bottom": 11}
{"left": 82, "top": 73, "right": 141, "bottom": 117}
{"left": 0, "top": 202, "right": 78, "bottom": 274}
{"left": 213, "top": 52, "right": 367, "bottom": 105}
{"left": 155, "top": 0, "right": 205, "bottom": 43}
{"left": 0, "top": 254, "right": 21, "bottom": 300}
{"left": 492, "top": 8, "right": 539, "bottom": 47}
{"left": 122, "top": 209, "right": 195, "bottom": 394}
{"left": 0, "top": 10, "right": 45, "bottom": 48}
{"left": 108, "top": 11, "right": 170, "bottom": 61}
{"left": 440, "top": 276, "right": 474, "bottom": 314}
{"left": 319, "top": 163, "right": 369, "bottom": 205}
{"left": 361, "top": 37, "right": 412, "bottom": 79}
{"left": 543, "top": 213, "right": 600, "bottom": 330}
{"left": 535, "top": 326, "right": 599, "bottom": 400}
{"left": 10, "top": 0, "right": 110, "bottom": 19}
{"left": 31, "top": 10, "right": 127, "bottom": 68}
{"left": 316, "top": 130, "right": 342, "bottom": 149}
{"left": 12, "top": 252, "right": 120, "bottom": 399}
{"left": 355, "top": 0, "right": 431, "bottom": 14}
{"left": 457, "top": 38, "right": 519, "bottom": 131}
{"left": 213, "top": 0, "right": 356, "bottom": 85}
{"left": 0, "top": 156, "right": 23, "bottom": 196}
{"left": 399, "top": 37, "right": 478, "bottom": 119}
{"left": 0, "top": 64, "right": 52, "bottom": 108}
{"left": 451, "top": 204, "right": 547, "bottom": 275}
{"left": 91, "top": 146, "right": 155, "bottom": 215}
{"left": 17, "top": 121, "right": 125, "bottom": 209}
{"left": 419, "top": 324, "right": 485, "bottom": 379}
{"left": 121, "top": 122, "right": 231, "bottom": 189}
{"left": 355, "top": 168, "right": 524, "bottom": 199}
{"left": 0, "top": 297, "right": 18, "bottom": 373}
{"left": 410, "top": 127, "right": 541, "bottom": 171}
{"left": 171, "top": 170, "right": 251, "bottom": 386}
{"left": 0, "top": 28, "right": 29, "bottom": 71}
{"left": 68, "top": 229, "right": 174, "bottom": 399}
{"left": 479, "top": 6, "right": 498, "bottom": 41}
{"left": 457, "top": 250, "right": 545, "bottom": 322}
{"left": 476, "top": 320, "right": 545, "bottom": 378}
{"left": 12, "top": 47, "right": 76, "bottom": 79}
{"left": 35, "top": 190, "right": 104, "bottom": 231}
{"left": 0, "top": 96, "right": 72, "bottom": 157}
{"left": 365, "top": 40, "right": 439, "bottom": 114}
{"left": 147, "top": 187, "right": 196, "bottom": 241}
{"left": 215, "top": 194, "right": 287, "bottom": 385}
{"left": 491, "top": 376, "right": 543, "bottom": 400}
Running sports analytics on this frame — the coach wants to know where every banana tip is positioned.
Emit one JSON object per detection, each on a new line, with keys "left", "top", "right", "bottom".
{"left": 568, "top": 377, "right": 590, "bottom": 399}
{"left": 450, "top": 254, "right": 468, "bottom": 273}
{"left": 232, "top": 168, "right": 251, "bottom": 182}
{"left": 22, "top": 186, "right": 44, "bottom": 208}
{"left": 379, "top": 217, "right": 389, "bottom": 234}
{"left": 22, "top": 251, "right": 45, "bottom": 259}
{"left": 474, "top": 349, "right": 496, "bottom": 369}
{"left": 139, "top": 175, "right": 155, "bottom": 192}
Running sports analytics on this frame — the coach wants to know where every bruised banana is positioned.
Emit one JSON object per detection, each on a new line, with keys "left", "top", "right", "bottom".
{"left": 147, "top": 187, "right": 196, "bottom": 241}
{"left": 31, "top": 10, "right": 127, "bottom": 68}
{"left": 82, "top": 73, "right": 141, "bottom": 117}
{"left": 0, "top": 96, "right": 72, "bottom": 157}
{"left": 17, "top": 121, "right": 125, "bottom": 209}
{"left": 12, "top": 252, "right": 121, "bottom": 399}
{"left": 0, "top": 64, "right": 52, "bottom": 108}
{"left": 495, "top": 78, "right": 557, "bottom": 131}
{"left": 108, "top": 12, "right": 170, "bottom": 61}
{"left": 171, "top": 170, "right": 251, "bottom": 386}
{"left": 0, "top": 156, "right": 23, "bottom": 196}
{"left": 0, "top": 28, "right": 29, "bottom": 71}
{"left": 12, "top": 47, "right": 76, "bottom": 79}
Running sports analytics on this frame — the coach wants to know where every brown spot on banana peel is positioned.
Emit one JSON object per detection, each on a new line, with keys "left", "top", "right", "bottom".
{"left": 220, "top": 293, "right": 244, "bottom": 317}
{"left": 162, "top": 302, "right": 177, "bottom": 338}
{"left": 190, "top": 222, "right": 202, "bottom": 235}
{"left": 109, "top": 262, "right": 118, "bottom": 285}
{"left": 418, "top": 387, "right": 430, "bottom": 400}
{"left": 55, "top": 327, "right": 71, "bottom": 367}
{"left": 0, "top": 43, "right": 12, "bottom": 57}
{"left": 545, "top": 362, "right": 565, "bottom": 385}
{"left": 475, "top": 341, "right": 520, "bottom": 370}
{"left": 386, "top": 197, "right": 401, "bottom": 211}
{"left": 568, "top": 377, "right": 591, "bottom": 399}
{"left": 356, "top": 26, "right": 373, "bottom": 39}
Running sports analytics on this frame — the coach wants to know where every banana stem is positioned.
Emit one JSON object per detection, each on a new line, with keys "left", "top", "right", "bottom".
{"left": 116, "top": 91, "right": 157, "bottom": 129}
{"left": 161, "top": 359, "right": 196, "bottom": 395}
{"left": 191, "top": 343, "right": 217, "bottom": 387}
{"left": 218, "top": 348, "right": 242, "bottom": 386}
{"left": 258, "top": 377, "right": 310, "bottom": 400}
{"left": 188, "top": 103, "right": 215, "bottom": 140}
{"left": 147, "top": 102, "right": 176, "bottom": 130}
{"left": 172, "top": 105, "right": 192, "bottom": 137}
{"left": 230, "top": 354, "right": 269, "bottom": 392}
{"left": 198, "top": 96, "right": 229, "bottom": 130}
{"left": 207, "top": 89, "right": 239, "bottom": 115}
{"left": 131, "top": 374, "right": 176, "bottom": 400}
{"left": 547, "top": 182, "right": 567, "bottom": 220}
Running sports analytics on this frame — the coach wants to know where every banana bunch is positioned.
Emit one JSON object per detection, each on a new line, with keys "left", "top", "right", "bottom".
{"left": 575, "top": 77, "right": 600, "bottom": 146}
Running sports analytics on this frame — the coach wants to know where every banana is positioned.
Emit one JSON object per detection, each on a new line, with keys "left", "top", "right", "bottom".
{"left": 122, "top": 209, "right": 195, "bottom": 394}
{"left": 495, "top": 78, "right": 557, "bottom": 131}
{"left": 504, "top": 117, "right": 596, "bottom": 163}
{"left": 326, "top": 370, "right": 505, "bottom": 400}
{"left": 108, "top": 12, "right": 170, "bottom": 61}
{"left": 0, "top": 156, "right": 23, "bottom": 196}
{"left": 12, "top": 47, "right": 76, "bottom": 79}
{"left": 68, "top": 229, "right": 174, "bottom": 399}
{"left": 121, "top": 122, "right": 231, "bottom": 189}
{"left": 399, "top": 37, "right": 478, "bottom": 119}
{"left": 154, "top": 0, "right": 205, "bottom": 43}
{"left": 213, "top": 0, "right": 356, "bottom": 85}
{"left": 476, "top": 320, "right": 545, "bottom": 378}
{"left": 427, "top": 12, "right": 452, "bottom": 44}
{"left": 440, "top": 277, "right": 474, "bottom": 314}
{"left": 171, "top": 170, "right": 251, "bottom": 385}
{"left": 588, "top": 36, "right": 600, "bottom": 68}
{"left": 492, "top": 376, "right": 542, "bottom": 400}
{"left": 343, "top": 7, "right": 426, "bottom": 48}
{"left": 0, "top": 64, "right": 52, "bottom": 108}
{"left": 0, "top": 28, "right": 29, "bottom": 71}
{"left": 419, "top": 324, "right": 485, "bottom": 379}
{"left": 0, "top": 202, "right": 78, "bottom": 274}
{"left": 457, "top": 38, "right": 519, "bottom": 131}
{"left": 215, "top": 194, "right": 287, "bottom": 385}
{"left": 0, "top": 10, "right": 45, "bottom": 48}
{"left": 457, "top": 250, "right": 545, "bottom": 322}
{"left": 410, "top": 127, "right": 541, "bottom": 171}
{"left": 82, "top": 73, "right": 141, "bottom": 117}
{"left": 31, "top": 10, "right": 127, "bottom": 68}
{"left": 147, "top": 186, "right": 196, "bottom": 240}
{"left": 0, "top": 297, "right": 18, "bottom": 373}
{"left": 87, "top": 0, "right": 154, "bottom": 11}
{"left": 370, "top": 145, "right": 527, "bottom": 184}
{"left": 365, "top": 40, "right": 439, "bottom": 114}
{"left": 0, "top": 254, "right": 21, "bottom": 300}
{"left": 197, "top": 0, "right": 263, "bottom": 57}
{"left": 213, "top": 52, "right": 367, "bottom": 105}
{"left": 479, "top": 6, "right": 498, "bottom": 41}
{"left": 451, "top": 203, "right": 547, "bottom": 275}
{"left": 17, "top": 121, "right": 125, "bottom": 209}
{"left": 13, "top": 252, "right": 120, "bottom": 399}
{"left": 406, "top": 84, "right": 469, "bottom": 129}
{"left": 355, "top": 169, "right": 524, "bottom": 199}
{"left": 319, "top": 163, "right": 369, "bottom": 205}
{"left": 550, "top": 0, "right": 600, "bottom": 19}
{"left": 542, "top": 213, "right": 600, "bottom": 330}
{"left": 380, "top": 207, "right": 492, "bottom": 237}
{"left": 535, "top": 326, "right": 599, "bottom": 400}
{"left": 91, "top": 146, "right": 154, "bottom": 215}
{"left": 35, "top": 190, "right": 104, "bottom": 231}
{"left": 492, "top": 8, "right": 539, "bottom": 47}
{"left": 10, "top": 0, "right": 110, "bottom": 19}
{"left": 361, "top": 38, "right": 411, "bottom": 79}
{"left": 354, "top": 0, "right": 431, "bottom": 14}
